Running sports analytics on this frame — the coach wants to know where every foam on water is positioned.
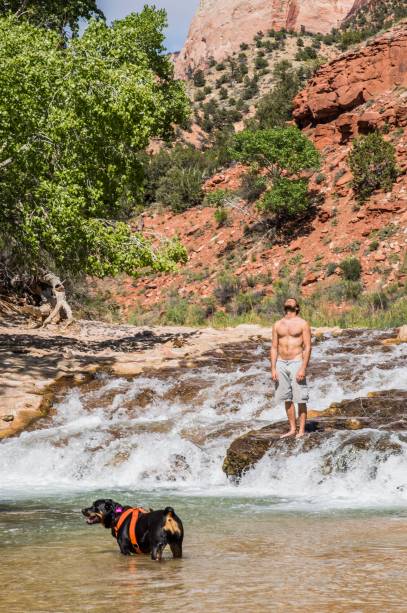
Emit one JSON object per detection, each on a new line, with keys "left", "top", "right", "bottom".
{"left": 1, "top": 330, "right": 406, "bottom": 507}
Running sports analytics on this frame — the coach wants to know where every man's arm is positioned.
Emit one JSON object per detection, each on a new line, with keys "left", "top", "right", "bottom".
{"left": 297, "top": 322, "right": 311, "bottom": 381}
{"left": 271, "top": 324, "right": 279, "bottom": 381}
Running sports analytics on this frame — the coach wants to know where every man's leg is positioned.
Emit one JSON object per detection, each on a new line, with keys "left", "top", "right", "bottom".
{"left": 280, "top": 401, "right": 296, "bottom": 438}
{"left": 296, "top": 403, "right": 307, "bottom": 438}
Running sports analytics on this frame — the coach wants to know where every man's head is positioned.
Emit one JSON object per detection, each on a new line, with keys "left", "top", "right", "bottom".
{"left": 284, "top": 297, "right": 300, "bottom": 315}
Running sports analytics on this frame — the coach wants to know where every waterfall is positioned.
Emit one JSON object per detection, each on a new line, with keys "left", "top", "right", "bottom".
{"left": 1, "top": 330, "right": 406, "bottom": 507}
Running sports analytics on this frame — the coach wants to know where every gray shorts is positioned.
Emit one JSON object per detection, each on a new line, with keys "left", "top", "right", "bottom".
{"left": 274, "top": 359, "right": 309, "bottom": 405}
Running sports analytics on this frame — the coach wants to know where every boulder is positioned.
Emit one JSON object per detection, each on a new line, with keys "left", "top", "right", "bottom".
{"left": 222, "top": 390, "right": 407, "bottom": 480}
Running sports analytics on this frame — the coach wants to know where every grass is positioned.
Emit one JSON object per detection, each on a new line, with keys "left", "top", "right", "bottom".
{"left": 127, "top": 288, "right": 407, "bottom": 330}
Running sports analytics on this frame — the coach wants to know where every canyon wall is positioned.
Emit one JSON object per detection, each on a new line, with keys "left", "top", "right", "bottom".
{"left": 175, "top": 0, "right": 365, "bottom": 77}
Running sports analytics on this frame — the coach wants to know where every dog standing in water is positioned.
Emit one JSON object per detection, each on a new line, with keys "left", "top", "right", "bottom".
{"left": 82, "top": 499, "right": 183, "bottom": 561}
{"left": 271, "top": 298, "right": 312, "bottom": 438}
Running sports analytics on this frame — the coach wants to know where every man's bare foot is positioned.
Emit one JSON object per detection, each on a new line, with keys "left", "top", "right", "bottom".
{"left": 296, "top": 431, "right": 305, "bottom": 438}
{"left": 280, "top": 430, "right": 296, "bottom": 439}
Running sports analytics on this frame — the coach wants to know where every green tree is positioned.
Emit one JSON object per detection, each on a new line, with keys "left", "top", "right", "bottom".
{"left": 232, "top": 127, "right": 320, "bottom": 219}
{"left": 255, "top": 61, "right": 302, "bottom": 128}
{"left": 0, "top": 10, "right": 189, "bottom": 279}
{"left": 0, "top": 0, "right": 104, "bottom": 35}
{"left": 348, "top": 132, "right": 398, "bottom": 202}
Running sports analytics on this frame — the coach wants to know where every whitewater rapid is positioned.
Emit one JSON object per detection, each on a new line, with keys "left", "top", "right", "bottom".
{"left": 1, "top": 330, "right": 406, "bottom": 507}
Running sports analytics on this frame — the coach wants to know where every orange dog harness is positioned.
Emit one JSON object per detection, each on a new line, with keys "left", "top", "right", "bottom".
{"left": 114, "top": 507, "right": 147, "bottom": 553}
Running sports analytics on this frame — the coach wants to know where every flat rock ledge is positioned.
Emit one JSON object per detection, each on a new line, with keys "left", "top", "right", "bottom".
{"left": 222, "top": 390, "right": 407, "bottom": 481}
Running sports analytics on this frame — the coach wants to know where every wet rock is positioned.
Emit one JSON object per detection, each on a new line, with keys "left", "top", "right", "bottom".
{"left": 222, "top": 390, "right": 407, "bottom": 480}
{"left": 2, "top": 414, "right": 14, "bottom": 422}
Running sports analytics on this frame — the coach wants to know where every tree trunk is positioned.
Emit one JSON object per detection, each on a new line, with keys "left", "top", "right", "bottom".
{"left": 39, "top": 272, "right": 73, "bottom": 328}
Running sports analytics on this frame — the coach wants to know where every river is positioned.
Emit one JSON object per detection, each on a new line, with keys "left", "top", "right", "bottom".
{"left": 1, "top": 330, "right": 406, "bottom": 611}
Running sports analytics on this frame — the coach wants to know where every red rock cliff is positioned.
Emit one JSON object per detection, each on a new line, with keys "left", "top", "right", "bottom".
{"left": 175, "top": 0, "right": 367, "bottom": 77}
{"left": 292, "top": 22, "right": 407, "bottom": 129}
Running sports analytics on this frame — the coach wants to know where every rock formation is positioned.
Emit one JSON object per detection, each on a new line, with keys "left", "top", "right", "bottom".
{"left": 293, "top": 22, "right": 407, "bottom": 128}
{"left": 222, "top": 390, "right": 407, "bottom": 480}
{"left": 175, "top": 0, "right": 367, "bottom": 76}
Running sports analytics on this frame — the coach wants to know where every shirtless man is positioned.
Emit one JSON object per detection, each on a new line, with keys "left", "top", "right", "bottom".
{"left": 271, "top": 298, "right": 312, "bottom": 438}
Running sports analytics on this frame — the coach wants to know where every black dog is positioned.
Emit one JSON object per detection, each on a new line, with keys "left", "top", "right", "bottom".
{"left": 82, "top": 499, "right": 183, "bottom": 561}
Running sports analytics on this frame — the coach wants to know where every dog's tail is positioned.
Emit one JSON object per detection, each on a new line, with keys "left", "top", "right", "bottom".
{"left": 163, "top": 507, "right": 180, "bottom": 534}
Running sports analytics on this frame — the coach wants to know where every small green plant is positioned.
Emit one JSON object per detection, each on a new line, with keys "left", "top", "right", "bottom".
{"left": 214, "top": 207, "right": 228, "bottom": 227}
{"left": 214, "top": 272, "right": 240, "bottom": 305}
{"left": 326, "top": 262, "right": 337, "bottom": 276}
{"left": 215, "top": 62, "right": 226, "bottom": 71}
{"left": 205, "top": 188, "right": 233, "bottom": 207}
{"left": 368, "top": 239, "right": 379, "bottom": 252}
{"left": 315, "top": 173, "right": 326, "bottom": 185}
{"left": 255, "top": 56, "right": 268, "bottom": 69}
{"left": 240, "top": 42, "right": 249, "bottom": 51}
{"left": 348, "top": 132, "right": 398, "bottom": 202}
{"left": 340, "top": 257, "right": 362, "bottom": 281}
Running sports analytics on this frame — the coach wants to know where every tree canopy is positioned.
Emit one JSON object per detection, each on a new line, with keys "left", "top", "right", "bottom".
{"left": 0, "top": 0, "right": 104, "bottom": 35}
{"left": 0, "top": 8, "right": 190, "bottom": 278}
{"left": 232, "top": 127, "right": 320, "bottom": 219}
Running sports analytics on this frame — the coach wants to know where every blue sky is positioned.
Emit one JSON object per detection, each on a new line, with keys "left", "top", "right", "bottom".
{"left": 97, "top": 1, "right": 199, "bottom": 51}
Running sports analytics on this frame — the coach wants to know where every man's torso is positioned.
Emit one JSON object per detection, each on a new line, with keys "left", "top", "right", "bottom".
{"left": 275, "top": 317, "right": 306, "bottom": 361}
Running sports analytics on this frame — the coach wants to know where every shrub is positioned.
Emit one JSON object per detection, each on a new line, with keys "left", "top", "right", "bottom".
{"left": 214, "top": 272, "right": 240, "bottom": 305}
{"left": 205, "top": 188, "right": 233, "bottom": 207}
{"left": 215, "top": 62, "right": 225, "bottom": 71}
{"left": 254, "top": 61, "right": 303, "bottom": 128}
{"left": 219, "top": 86, "right": 228, "bottom": 100}
{"left": 193, "top": 69, "right": 206, "bottom": 87}
{"left": 259, "top": 178, "right": 310, "bottom": 219}
{"left": 368, "top": 240, "right": 379, "bottom": 252}
{"left": 348, "top": 132, "right": 398, "bottom": 202}
{"left": 255, "top": 56, "right": 268, "bottom": 69}
{"left": 315, "top": 173, "right": 326, "bottom": 184}
{"left": 326, "top": 262, "right": 337, "bottom": 276}
{"left": 195, "top": 90, "right": 205, "bottom": 102}
{"left": 156, "top": 166, "right": 203, "bottom": 212}
{"left": 203, "top": 85, "right": 212, "bottom": 95}
{"left": 339, "top": 257, "right": 362, "bottom": 281}
{"left": 214, "top": 207, "right": 228, "bottom": 227}
{"left": 240, "top": 42, "right": 249, "bottom": 51}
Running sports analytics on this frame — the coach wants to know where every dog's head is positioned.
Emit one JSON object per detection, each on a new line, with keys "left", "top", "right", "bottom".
{"left": 82, "top": 499, "right": 123, "bottom": 528}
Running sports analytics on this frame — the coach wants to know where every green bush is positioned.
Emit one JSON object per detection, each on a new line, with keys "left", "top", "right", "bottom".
{"left": 255, "top": 56, "right": 268, "bottom": 69}
{"left": 215, "top": 62, "right": 225, "bottom": 71}
{"left": 254, "top": 61, "right": 303, "bottom": 128}
{"left": 339, "top": 257, "right": 362, "bottom": 281}
{"left": 214, "top": 272, "right": 240, "bottom": 305}
{"left": 259, "top": 178, "right": 310, "bottom": 219}
{"left": 326, "top": 262, "right": 337, "bottom": 276}
{"left": 205, "top": 188, "right": 233, "bottom": 207}
{"left": 193, "top": 69, "right": 206, "bottom": 87}
{"left": 348, "top": 132, "right": 398, "bottom": 202}
{"left": 156, "top": 167, "right": 203, "bottom": 212}
{"left": 214, "top": 207, "right": 228, "bottom": 227}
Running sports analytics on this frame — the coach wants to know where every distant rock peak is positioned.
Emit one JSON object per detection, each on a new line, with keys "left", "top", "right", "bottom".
{"left": 175, "top": 0, "right": 368, "bottom": 77}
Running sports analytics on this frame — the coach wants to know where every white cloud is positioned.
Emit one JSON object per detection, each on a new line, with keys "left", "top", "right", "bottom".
{"left": 97, "top": 0, "right": 199, "bottom": 51}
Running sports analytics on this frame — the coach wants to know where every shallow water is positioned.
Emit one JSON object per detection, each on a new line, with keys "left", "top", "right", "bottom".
{"left": 1, "top": 330, "right": 407, "bottom": 611}
{"left": 1, "top": 493, "right": 407, "bottom": 613}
